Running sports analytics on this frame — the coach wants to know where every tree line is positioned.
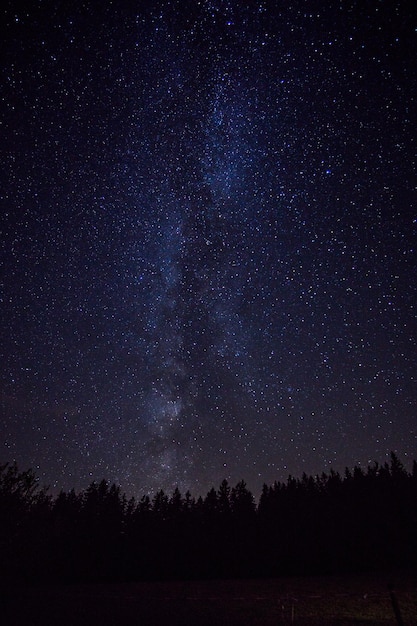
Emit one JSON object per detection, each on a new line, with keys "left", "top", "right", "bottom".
{"left": 1, "top": 453, "right": 416, "bottom": 584}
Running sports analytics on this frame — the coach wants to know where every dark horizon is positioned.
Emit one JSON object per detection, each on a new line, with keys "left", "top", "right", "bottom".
{"left": 2, "top": 452, "right": 417, "bottom": 586}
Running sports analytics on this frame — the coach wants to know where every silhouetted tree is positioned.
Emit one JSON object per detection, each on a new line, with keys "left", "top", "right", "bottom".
{"left": 0, "top": 462, "right": 51, "bottom": 582}
{"left": 3, "top": 453, "right": 417, "bottom": 583}
{"left": 218, "top": 479, "right": 231, "bottom": 516}
{"left": 231, "top": 480, "right": 255, "bottom": 518}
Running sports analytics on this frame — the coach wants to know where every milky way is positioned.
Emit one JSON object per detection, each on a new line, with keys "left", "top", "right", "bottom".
{"left": 1, "top": 0, "right": 416, "bottom": 497}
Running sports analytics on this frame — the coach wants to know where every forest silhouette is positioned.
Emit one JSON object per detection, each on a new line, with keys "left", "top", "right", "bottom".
{"left": 1, "top": 453, "right": 416, "bottom": 584}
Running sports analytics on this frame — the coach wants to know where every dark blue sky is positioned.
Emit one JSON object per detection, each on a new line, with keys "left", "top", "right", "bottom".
{"left": 1, "top": 0, "right": 416, "bottom": 498}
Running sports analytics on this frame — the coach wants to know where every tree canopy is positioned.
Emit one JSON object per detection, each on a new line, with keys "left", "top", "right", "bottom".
{"left": 1, "top": 453, "right": 416, "bottom": 583}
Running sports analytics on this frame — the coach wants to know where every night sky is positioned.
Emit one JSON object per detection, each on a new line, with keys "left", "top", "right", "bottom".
{"left": 1, "top": 0, "right": 416, "bottom": 498}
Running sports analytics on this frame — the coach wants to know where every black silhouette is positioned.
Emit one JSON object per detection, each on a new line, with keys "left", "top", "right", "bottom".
{"left": 1, "top": 452, "right": 416, "bottom": 584}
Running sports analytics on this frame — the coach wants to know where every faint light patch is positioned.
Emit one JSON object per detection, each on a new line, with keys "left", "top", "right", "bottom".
{"left": 145, "top": 387, "right": 182, "bottom": 435}
{"left": 140, "top": 440, "right": 186, "bottom": 492}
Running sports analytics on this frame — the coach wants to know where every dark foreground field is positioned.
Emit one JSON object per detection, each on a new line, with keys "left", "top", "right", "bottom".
{"left": 2, "top": 573, "right": 417, "bottom": 625}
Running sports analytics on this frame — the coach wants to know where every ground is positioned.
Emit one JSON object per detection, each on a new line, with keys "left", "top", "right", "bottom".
{"left": 2, "top": 572, "right": 416, "bottom": 625}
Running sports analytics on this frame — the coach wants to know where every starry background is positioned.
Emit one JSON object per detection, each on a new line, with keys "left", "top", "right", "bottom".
{"left": 1, "top": 0, "right": 416, "bottom": 498}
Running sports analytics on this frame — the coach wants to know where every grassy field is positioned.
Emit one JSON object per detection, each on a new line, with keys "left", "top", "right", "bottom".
{"left": 2, "top": 572, "right": 417, "bottom": 625}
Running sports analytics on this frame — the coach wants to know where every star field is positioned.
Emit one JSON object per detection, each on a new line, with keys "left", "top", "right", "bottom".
{"left": 1, "top": 0, "right": 416, "bottom": 497}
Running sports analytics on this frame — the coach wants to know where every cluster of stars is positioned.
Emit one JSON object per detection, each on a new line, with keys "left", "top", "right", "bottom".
{"left": 0, "top": 0, "right": 416, "bottom": 497}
